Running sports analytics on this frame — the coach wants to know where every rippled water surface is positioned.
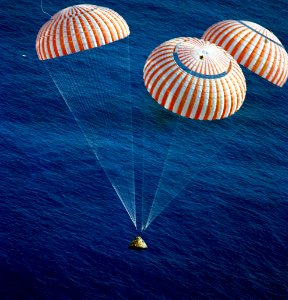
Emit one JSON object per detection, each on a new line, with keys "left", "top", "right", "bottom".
{"left": 1, "top": 0, "right": 288, "bottom": 299}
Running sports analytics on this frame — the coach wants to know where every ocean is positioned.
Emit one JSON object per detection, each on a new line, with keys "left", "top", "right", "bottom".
{"left": 1, "top": 0, "right": 288, "bottom": 299}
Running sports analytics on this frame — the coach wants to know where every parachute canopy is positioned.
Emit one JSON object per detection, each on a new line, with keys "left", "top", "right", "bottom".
{"left": 36, "top": 4, "right": 130, "bottom": 60}
{"left": 143, "top": 37, "right": 246, "bottom": 120}
{"left": 202, "top": 20, "right": 288, "bottom": 87}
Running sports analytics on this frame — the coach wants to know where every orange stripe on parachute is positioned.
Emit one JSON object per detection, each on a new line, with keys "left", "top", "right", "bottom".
{"left": 59, "top": 20, "right": 68, "bottom": 56}
{"left": 72, "top": 17, "right": 84, "bottom": 52}
{"left": 169, "top": 74, "right": 189, "bottom": 112}
{"left": 66, "top": 18, "right": 76, "bottom": 54}
{"left": 194, "top": 79, "right": 207, "bottom": 120}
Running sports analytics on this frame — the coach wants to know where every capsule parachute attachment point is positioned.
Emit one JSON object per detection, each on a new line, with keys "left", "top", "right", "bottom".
{"left": 129, "top": 236, "right": 148, "bottom": 250}
{"left": 202, "top": 20, "right": 288, "bottom": 87}
{"left": 143, "top": 37, "right": 246, "bottom": 120}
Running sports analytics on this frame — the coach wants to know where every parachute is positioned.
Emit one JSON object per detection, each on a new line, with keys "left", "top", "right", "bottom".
{"left": 36, "top": 4, "right": 130, "bottom": 60}
{"left": 144, "top": 37, "right": 246, "bottom": 120}
{"left": 202, "top": 20, "right": 288, "bottom": 87}
{"left": 36, "top": 5, "right": 136, "bottom": 228}
{"left": 141, "top": 37, "right": 246, "bottom": 230}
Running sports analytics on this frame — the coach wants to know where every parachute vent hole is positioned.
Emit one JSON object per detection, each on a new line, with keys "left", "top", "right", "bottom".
{"left": 199, "top": 55, "right": 204, "bottom": 60}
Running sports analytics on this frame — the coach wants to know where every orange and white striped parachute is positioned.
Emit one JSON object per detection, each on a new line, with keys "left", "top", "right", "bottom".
{"left": 202, "top": 20, "right": 288, "bottom": 87}
{"left": 36, "top": 4, "right": 130, "bottom": 60}
{"left": 143, "top": 37, "right": 246, "bottom": 120}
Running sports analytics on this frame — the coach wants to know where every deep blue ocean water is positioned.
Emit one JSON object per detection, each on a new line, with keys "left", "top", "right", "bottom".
{"left": 1, "top": 0, "right": 288, "bottom": 299}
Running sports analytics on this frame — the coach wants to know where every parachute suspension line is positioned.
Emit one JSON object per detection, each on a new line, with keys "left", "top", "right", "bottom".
{"left": 140, "top": 96, "right": 149, "bottom": 232}
{"left": 126, "top": 37, "right": 137, "bottom": 228}
{"left": 40, "top": 0, "right": 52, "bottom": 17}
{"left": 140, "top": 124, "right": 146, "bottom": 232}
{"left": 141, "top": 37, "right": 247, "bottom": 231}
{"left": 142, "top": 65, "right": 197, "bottom": 231}
{"left": 44, "top": 57, "right": 137, "bottom": 229}
{"left": 71, "top": 46, "right": 136, "bottom": 228}
{"left": 140, "top": 96, "right": 151, "bottom": 231}
{"left": 47, "top": 65, "right": 137, "bottom": 228}
{"left": 140, "top": 103, "right": 180, "bottom": 231}
{"left": 88, "top": 39, "right": 136, "bottom": 227}
{"left": 143, "top": 118, "right": 238, "bottom": 231}
{"left": 142, "top": 117, "right": 180, "bottom": 231}
{"left": 88, "top": 38, "right": 136, "bottom": 227}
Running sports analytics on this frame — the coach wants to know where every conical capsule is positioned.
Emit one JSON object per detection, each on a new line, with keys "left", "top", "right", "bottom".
{"left": 129, "top": 236, "right": 148, "bottom": 250}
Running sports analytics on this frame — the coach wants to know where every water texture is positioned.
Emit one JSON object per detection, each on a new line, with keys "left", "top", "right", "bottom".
{"left": 0, "top": 0, "right": 288, "bottom": 299}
